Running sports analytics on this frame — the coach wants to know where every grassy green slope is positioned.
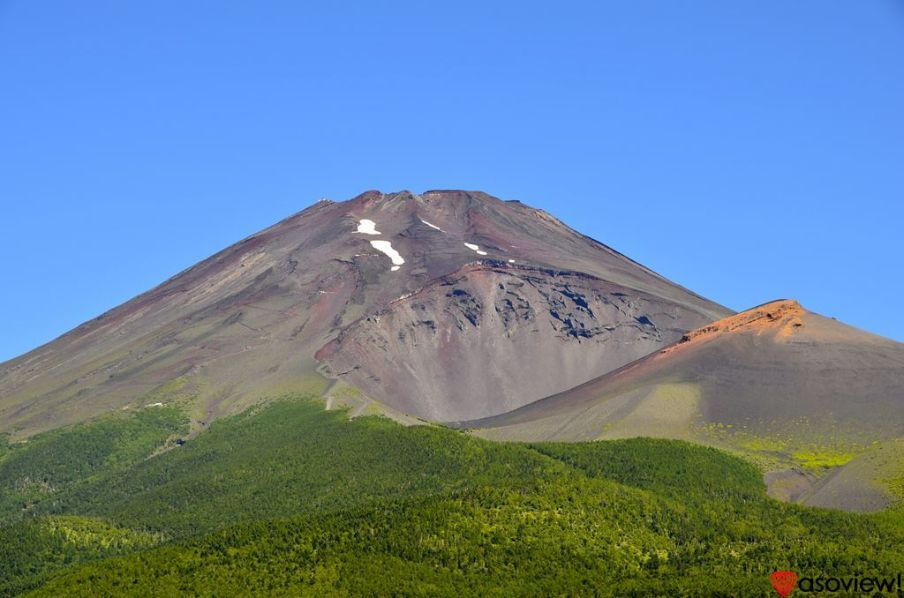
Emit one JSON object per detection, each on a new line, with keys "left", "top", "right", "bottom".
{"left": 1, "top": 397, "right": 902, "bottom": 596}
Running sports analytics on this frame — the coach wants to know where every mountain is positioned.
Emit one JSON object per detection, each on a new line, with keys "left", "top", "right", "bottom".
{"left": 3, "top": 192, "right": 904, "bottom": 594}
{"left": 3, "top": 191, "right": 902, "bottom": 513}
{"left": 0, "top": 190, "right": 728, "bottom": 437}
{"left": 466, "top": 300, "right": 904, "bottom": 511}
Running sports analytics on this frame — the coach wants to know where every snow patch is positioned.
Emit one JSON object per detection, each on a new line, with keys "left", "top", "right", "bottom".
{"left": 370, "top": 240, "right": 405, "bottom": 271}
{"left": 147, "top": 402, "right": 164, "bottom": 407}
{"left": 420, "top": 219, "right": 443, "bottom": 232}
{"left": 464, "top": 242, "right": 488, "bottom": 256}
{"left": 355, "top": 219, "right": 381, "bottom": 235}
{"left": 508, "top": 259, "right": 516, "bottom": 263}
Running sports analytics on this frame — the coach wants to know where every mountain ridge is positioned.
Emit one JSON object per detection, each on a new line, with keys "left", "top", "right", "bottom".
{"left": 0, "top": 190, "right": 728, "bottom": 437}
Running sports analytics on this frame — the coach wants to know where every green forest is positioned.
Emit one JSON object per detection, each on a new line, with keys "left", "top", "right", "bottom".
{"left": 1, "top": 397, "right": 902, "bottom": 596}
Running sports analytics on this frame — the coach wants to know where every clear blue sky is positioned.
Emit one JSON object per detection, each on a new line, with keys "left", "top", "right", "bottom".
{"left": 1, "top": 1, "right": 903, "bottom": 362}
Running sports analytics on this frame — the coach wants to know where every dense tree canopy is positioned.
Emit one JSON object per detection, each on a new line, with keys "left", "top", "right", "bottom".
{"left": 1, "top": 398, "right": 901, "bottom": 596}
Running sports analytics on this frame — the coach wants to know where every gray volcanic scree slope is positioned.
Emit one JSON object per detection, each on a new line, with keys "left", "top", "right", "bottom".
{"left": 0, "top": 191, "right": 728, "bottom": 436}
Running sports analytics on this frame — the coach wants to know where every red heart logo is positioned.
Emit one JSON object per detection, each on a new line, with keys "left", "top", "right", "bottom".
{"left": 770, "top": 570, "right": 798, "bottom": 597}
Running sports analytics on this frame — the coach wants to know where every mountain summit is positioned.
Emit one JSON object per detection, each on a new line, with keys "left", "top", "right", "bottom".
{"left": 0, "top": 190, "right": 728, "bottom": 437}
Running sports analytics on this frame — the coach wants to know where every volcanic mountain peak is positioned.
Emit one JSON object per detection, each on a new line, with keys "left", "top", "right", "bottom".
{"left": 0, "top": 189, "right": 730, "bottom": 437}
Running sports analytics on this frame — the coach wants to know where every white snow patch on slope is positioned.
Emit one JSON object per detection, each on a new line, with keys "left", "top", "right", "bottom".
{"left": 370, "top": 240, "right": 405, "bottom": 271}
{"left": 355, "top": 219, "right": 381, "bottom": 235}
{"left": 464, "top": 242, "right": 488, "bottom": 256}
{"left": 420, "top": 219, "right": 443, "bottom": 232}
